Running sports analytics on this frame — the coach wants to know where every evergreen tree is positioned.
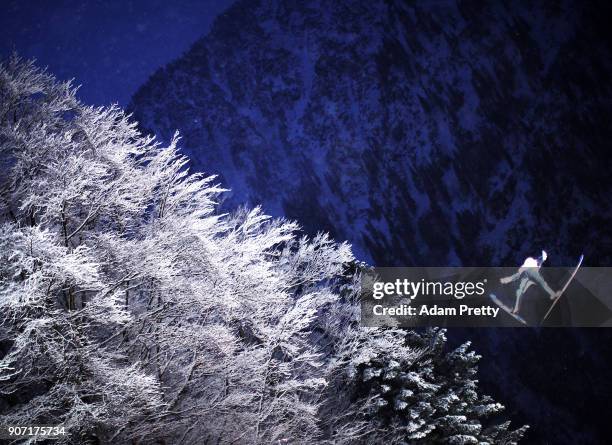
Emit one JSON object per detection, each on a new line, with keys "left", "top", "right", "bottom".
{"left": 322, "top": 322, "right": 528, "bottom": 444}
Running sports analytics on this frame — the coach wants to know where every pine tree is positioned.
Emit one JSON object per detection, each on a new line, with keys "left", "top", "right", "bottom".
{"left": 318, "top": 271, "right": 528, "bottom": 445}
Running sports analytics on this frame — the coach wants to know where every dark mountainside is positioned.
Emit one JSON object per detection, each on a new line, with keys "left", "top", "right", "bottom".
{"left": 129, "top": 0, "right": 612, "bottom": 442}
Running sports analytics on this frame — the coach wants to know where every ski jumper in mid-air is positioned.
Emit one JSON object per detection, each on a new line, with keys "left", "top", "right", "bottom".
{"left": 500, "top": 250, "right": 559, "bottom": 314}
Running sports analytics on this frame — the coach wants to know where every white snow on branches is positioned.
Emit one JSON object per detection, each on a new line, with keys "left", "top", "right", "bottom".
{"left": 0, "top": 57, "right": 526, "bottom": 445}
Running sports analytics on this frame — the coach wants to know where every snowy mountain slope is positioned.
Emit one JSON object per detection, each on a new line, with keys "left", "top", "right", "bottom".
{"left": 130, "top": 0, "right": 612, "bottom": 268}
{"left": 129, "top": 1, "right": 612, "bottom": 442}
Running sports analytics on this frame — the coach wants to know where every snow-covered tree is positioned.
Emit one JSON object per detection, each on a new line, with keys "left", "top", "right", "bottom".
{"left": 320, "top": 319, "right": 529, "bottom": 444}
{"left": 0, "top": 57, "right": 525, "bottom": 444}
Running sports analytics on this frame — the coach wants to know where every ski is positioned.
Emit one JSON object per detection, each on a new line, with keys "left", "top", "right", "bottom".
{"left": 540, "top": 254, "right": 584, "bottom": 325}
{"left": 489, "top": 294, "right": 527, "bottom": 325}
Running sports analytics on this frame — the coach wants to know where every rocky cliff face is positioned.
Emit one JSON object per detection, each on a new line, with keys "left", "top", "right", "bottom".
{"left": 131, "top": 0, "right": 611, "bottom": 268}
{"left": 129, "top": 0, "right": 612, "bottom": 442}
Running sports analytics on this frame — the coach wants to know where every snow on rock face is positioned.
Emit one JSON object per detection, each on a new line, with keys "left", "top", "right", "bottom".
{"left": 130, "top": 0, "right": 611, "bottom": 268}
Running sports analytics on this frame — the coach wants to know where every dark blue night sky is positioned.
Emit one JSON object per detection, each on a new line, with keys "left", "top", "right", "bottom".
{"left": 0, "top": 0, "right": 235, "bottom": 106}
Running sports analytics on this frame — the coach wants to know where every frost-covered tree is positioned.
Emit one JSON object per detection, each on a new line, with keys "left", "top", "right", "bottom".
{"left": 0, "top": 56, "right": 350, "bottom": 444}
{"left": 0, "top": 57, "right": 526, "bottom": 444}
{"left": 321, "top": 321, "right": 529, "bottom": 444}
